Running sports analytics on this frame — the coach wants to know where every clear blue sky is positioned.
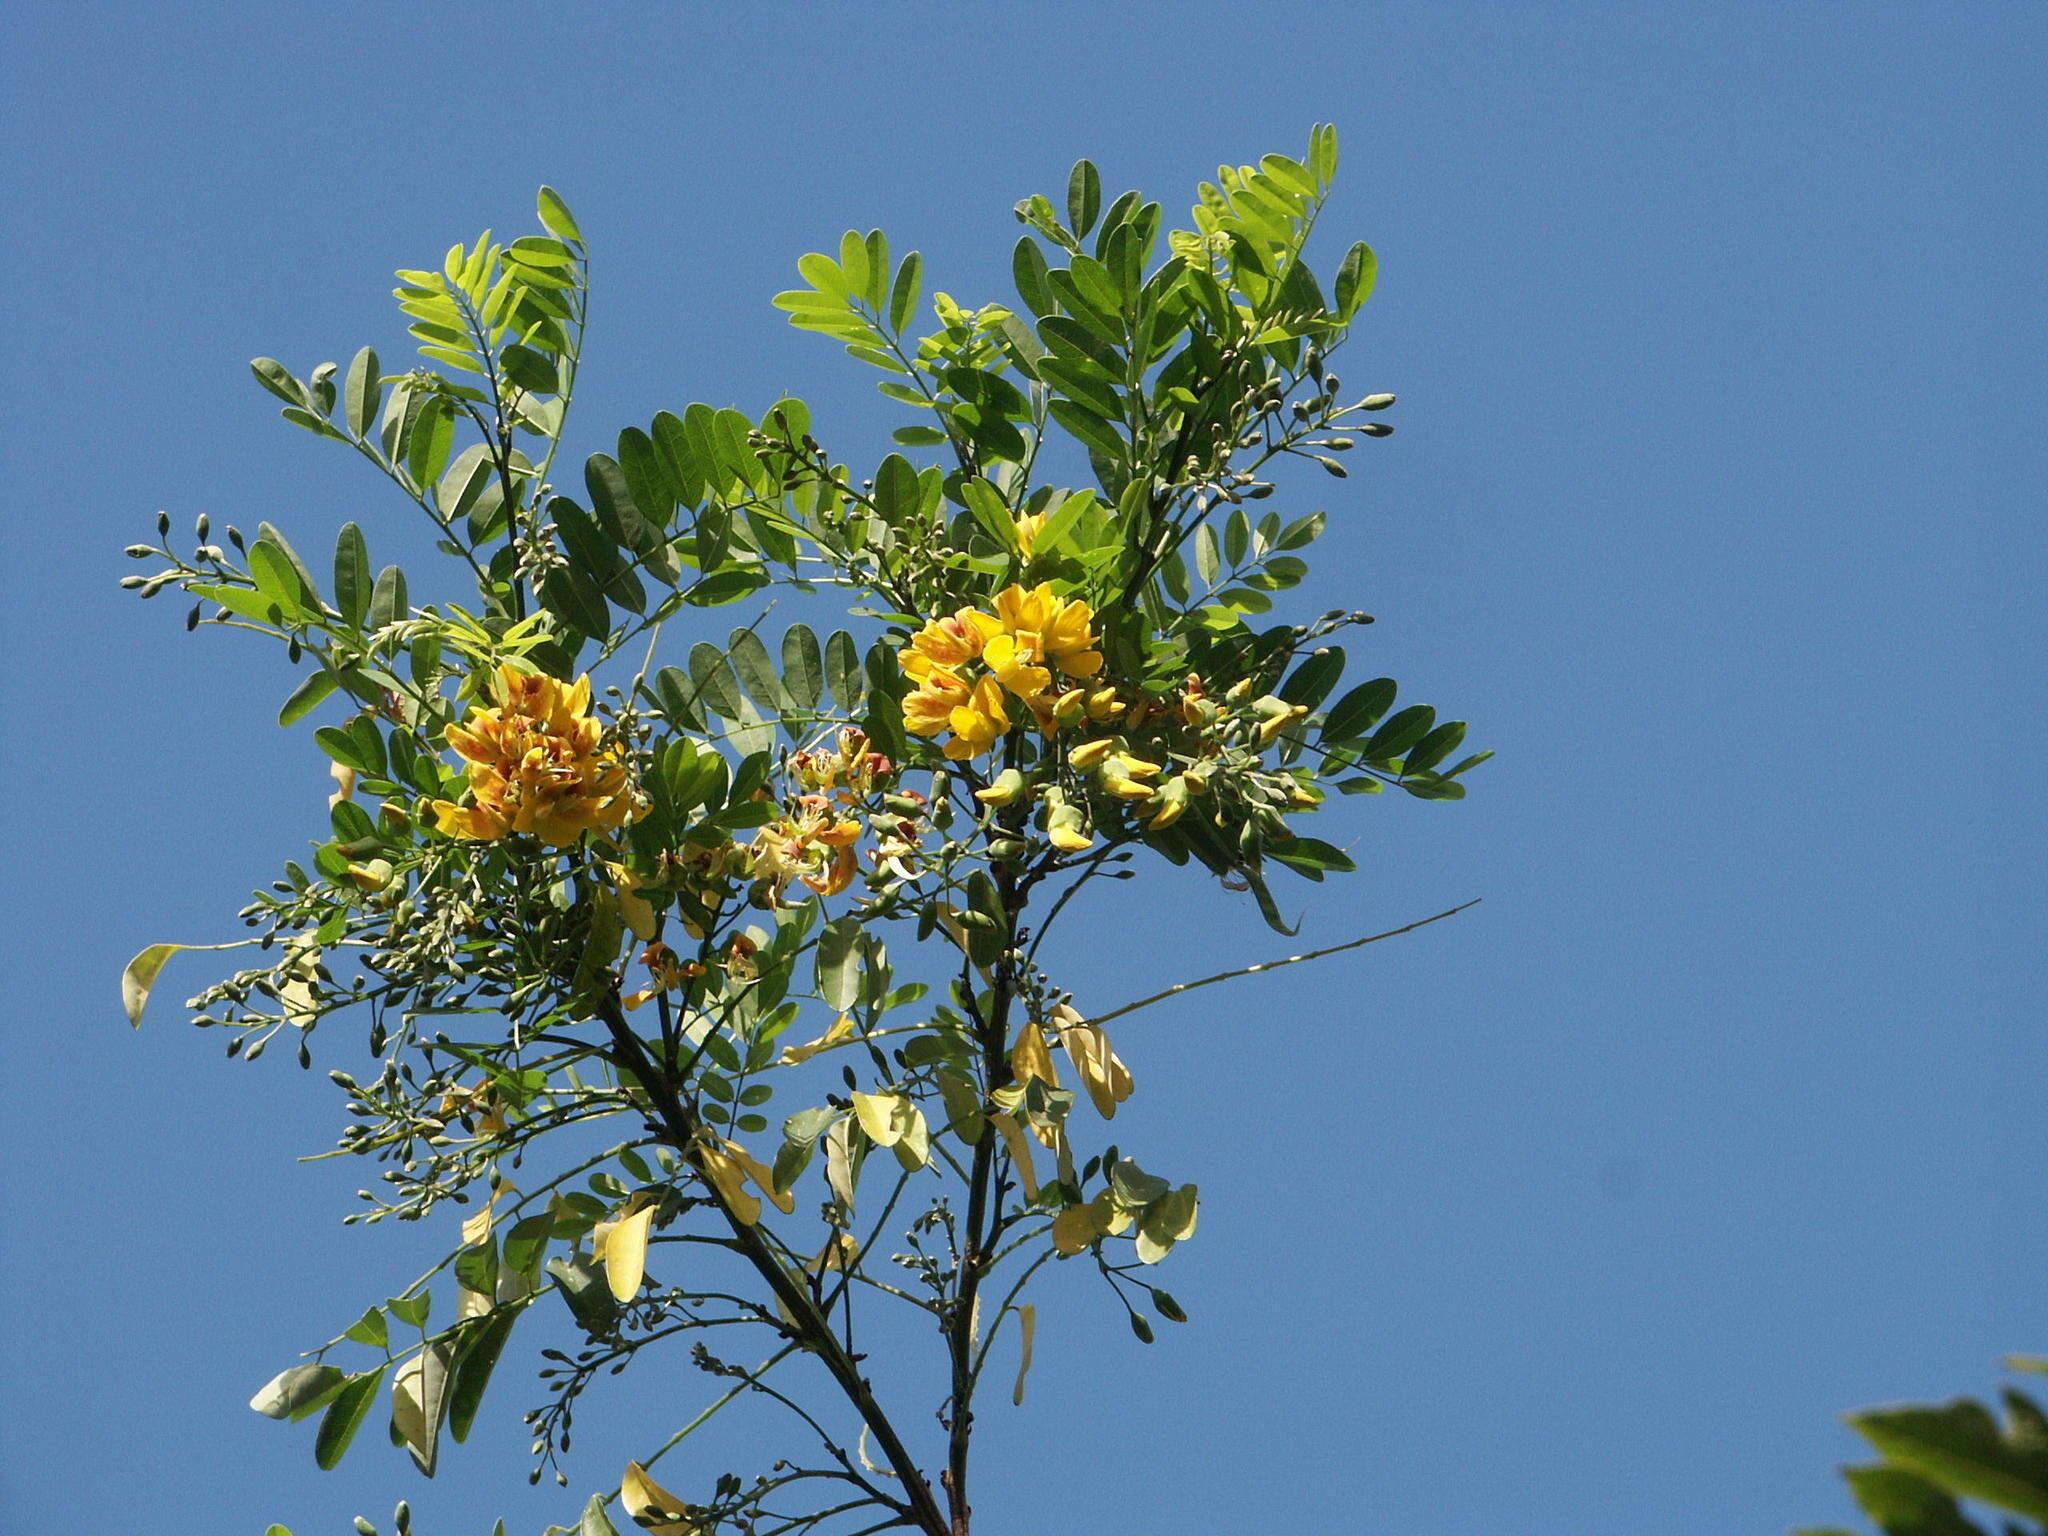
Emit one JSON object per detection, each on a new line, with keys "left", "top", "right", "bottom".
{"left": 6, "top": 4, "right": 2042, "bottom": 1533}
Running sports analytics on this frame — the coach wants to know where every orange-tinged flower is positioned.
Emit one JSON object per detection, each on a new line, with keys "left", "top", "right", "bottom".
{"left": 747, "top": 795, "right": 865, "bottom": 899}
{"left": 429, "top": 665, "right": 641, "bottom": 846}
{"left": 902, "top": 609, "right": 992, "bottom": 677}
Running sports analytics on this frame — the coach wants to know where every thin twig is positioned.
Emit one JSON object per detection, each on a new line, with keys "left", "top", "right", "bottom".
{"left": 1085, "top": 898, "right": 1482, "bottom": 1028}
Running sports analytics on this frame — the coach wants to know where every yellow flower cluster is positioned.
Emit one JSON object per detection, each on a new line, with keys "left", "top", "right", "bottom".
{"left": 429, "top": 665, "right": 640, "bottom": 846}
{"left": 899, "top": 584, "right": 1107, "bottom": 760}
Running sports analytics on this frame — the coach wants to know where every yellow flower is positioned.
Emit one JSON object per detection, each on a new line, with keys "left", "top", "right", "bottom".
{"left": 428, "top": 665, "right": 640, "bottom": 846}
{"left": 944, "top": 675, "right": 1010, "bottom": 761}
{"left": 1012, "top": 511, "right": 1048, "bottom": 556}
{"left": 902, "top": 609, "right": 993, "bottom": 677}
{"left": 982, "top": 632, "right": 1052, "bottom": 701}
{"left": 896, "top": 586, "right": 1101, "bottom": 760}
{"left": 902, "top": 664, "right": 971, "bottom": 738}
{"left": 993, "top": 582, "right": 1102, "bottom": 682}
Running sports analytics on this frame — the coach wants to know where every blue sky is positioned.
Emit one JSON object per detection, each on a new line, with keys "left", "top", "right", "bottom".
{"left": 6, "top": 4, "right": 2043, "bottom": 1533}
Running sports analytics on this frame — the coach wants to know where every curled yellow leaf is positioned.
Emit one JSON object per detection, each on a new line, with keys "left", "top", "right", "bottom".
{"left": 1011, "top": 1303, "right": 1038, "bottom": 1406}
{"left": 851, "top": 1091, "right": 904, "bottom": 1147}
{"left": 596, "top": 1202, "right": 655, "bottom": 1302}
{"left": 695, "top": 1145, "right": 762, "bottom": 1225}
{"left": 121, "top": 943, "right": 187, "bottom": 1028}
{"left": 723, "top": 1139, "right": 796, "bottom": 1216}
{"left": 1051, "top": 1204, "right": 1101, "bottom": 1256}
{"left": 989, "top": 1112, "right": 1040, "bottom": 1200}
{"left": 1053, "top": 1005, "right": 1132, "bottom": 1120}
{"left": 622, "top": 1460, "right": 702, "bottom": 1535}
{"left": 780, "top": 1013, "right": 855, "bottom": 1066}
{"left": 1010, "top": 1022, "right": 1058, "bottom": 1089}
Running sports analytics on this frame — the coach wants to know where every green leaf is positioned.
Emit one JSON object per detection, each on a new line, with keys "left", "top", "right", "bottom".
{"left": 405, "top": 396, "right": 456, "bottom": 486}
{"left": 536, "top": 186, "right": 585, "bottom": 247}
{"left": 1402, "top": 720, "right": 1468, "bottom": 776}
{"left": 121, "top": 943, "right": 187, "bottom": 1027}
{"left": 888, "top": 252, "right": 923, "bottom": 333}
{"left": 577, "top": 1494, "right": 624, "bottom": 1536}
{"left": 1333, "top": 241, "right": 1378, "bottom": 321}
{"left": 825, "top": 630, "right": 866, "bottom": 712}
{"left": 1321, "top": 680, "right": 1398, "bottom": 745}
{"left": 1046, "top": 398, "right": 1125, "bottom": 460}
{"left": 816, "top": 915, "right": 863, "bottom": 1011}
{"left": 873, "top": 454, "right": 920, "bottom": 522}
{"left": 1193, "top": 524, "right": 1220, "bottom": 585}
{"left": 368, "top": 565, "right": 408, "bottom": 630}
{"left": 448, "top": 1303, "right": 522, "bottom": 1443}
{"left": 248, "top": 540, "right": 309, "bottom": 620}
{"left": 1067, "top": 159, "right": 1102, "bottom": 237}
{"left": 313, "top": 1370, "right": 383, "bottom": 1470}
{"left": 1852, "top": 1401, "right": 2048, "bottom": 1520}
{"left": 332, "top": 523, "right": 371, "bottom": 627}
{"left": 1841, "top": 1464, "right": 1984, "bottom": 1536}
{"left": 343, "top": 348, "right": 382, "bottom": 439}
{"left": 1270, "top": 837, "right": 1356, "bottom": 878}
{"left": 726, "top": 627, "right": 786, "bottom": 714}
{"left": 546, "top": 1255, "right": 619, "bottom": 1337}
{"left": 343, "top": 1307, "right": 388, "bottom": 1349}
{"left": 390, "top": 1341, "right": 451, "bottom": 1476}
{"left": 1280, "top": 647, "right": 1345, "bottom": 710}
{"left": 249, "top": 1362, "right": 347, "bottom": 1421}
{"left": 688, "top": 642, "right": 745, "bottom": 720}
{"left": 961, "top": 478, "right": 1017, "bottom": 550}
{"left": 249, "top": 357, "right": 305, "bottom": 406}
{"left": 540, "top": 564, "right": 610, "bottom": 641}
{"left": 1363, "top": 704, "right": 1435, "bottom": 763}
{"left": 1309, "top": 123, "right": 1340, "bottom": 189}
{"left": 278, "top": 670, "right": 336, "bottom": 727}
{"left": 781, "top": 625, "right": 823, "bottom": 712}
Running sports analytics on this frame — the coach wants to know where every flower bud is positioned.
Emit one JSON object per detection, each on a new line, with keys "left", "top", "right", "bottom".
{"left": 975, "top": 769, "right": 1027, "bottom": 807}
{"left": 1068, "top": 738, "right": 1115, "bottom": 771}
{"left": 1361, "top": 393, "right": 1396, "bottom": 410}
